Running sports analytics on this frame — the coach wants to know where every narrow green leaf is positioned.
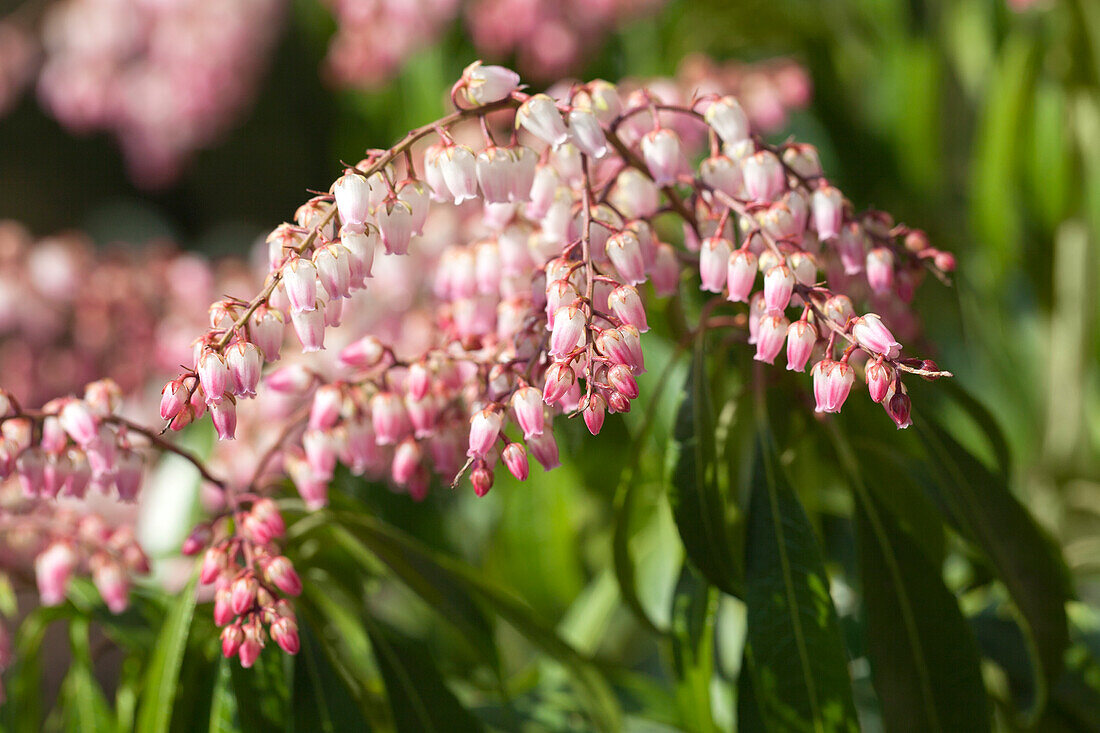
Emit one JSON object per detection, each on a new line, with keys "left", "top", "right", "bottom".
{"left": 0, "top": 606, "right": 68, "bottom": 731}
{"left": 291, "top": 623, "right": 372, "bottom": 733}
{"left": 670, "top": 568, "right": 718, "bottom": 733}
{"left": 230, "top": 643, "right": 291, "bottom": 733}
{"left": 743, "top": 435, "right": 858, "bottom": 733}
{"left": 59, "top": 617, "right": 115, "bottom": 733}
{"left": 134, "top": 573, "right": 198, "bottom": 733}
{"left": 208, "top": 658, "right": 240, "bottom": 733}
{"left": 668, "top": 336, "right": 743, "bottom": 596}
{"left": 916, "top": 417, "right": 1071, "bottom": 723}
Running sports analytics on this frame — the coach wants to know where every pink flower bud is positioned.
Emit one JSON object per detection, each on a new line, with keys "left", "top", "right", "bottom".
{"left": 782, "top": 143, "right": 822, "bottom": 178}
{"left": 238, "top": 639, "right": 262, "bottom": 668}
{"left": 810, "top": 186, "right": 843, "bottom": 241}
{"left": 461, "top": 61, "right": 520, "bottom": 104}
{"left": 475, "top": 241, "right": 501, "bottom": 295}
{"left": 182, "top": 525, "right": 212, "bottom": 557}
{"left": 549, "top": 306, "right": 586, "bottom": 358}
{"left": 0, "top": 438, "right": 16, "bottom": 480}
{"left": 641, "top": 128, "right": 686, "bottom": 187}
{"left": 339, "top": 336, "right": 386, "bottom": 370}
{"left": 866, "top": 247, "right": 895, "bottom": 295}
{"left": 84, "top": 380, "right": 121, "bottom": 417}
{"left": 397, "top": 179, "right": 431, "bottom": 235}
{"left": 865, "top": 360, "right": 892, "bottom": 403}
{"left": 36, "top": 542, "right": 76, "bottom": 606}
{"left": 701, "top": 154, "right": 743, "bottom": 198}
{"left": 59, "top": 399, "right": 97, "bottom": 446}
{"left": 516, "top": 94, "right": 570, "bottom": 147}
{"left": 39, "top": 416, "right": 66, "bottom": 454}
{"left": 283, "top": 256, "right": 318, "bottom": 313}
{"left": 16, "top": 447, "right": 45, "bottom": 497}
{"left": 197, "top": 350, "right": 229, "bottom": 406}
{"left": 211, "top": 399, "right": 237, "bottom": 441}
{"left": 248, "top": 305, "right": 284, "bottom": 362}
{"left": 650, "top": 243, "right": 680, "bottom": 297}
{"left": 836, "top": 223, "right": 867, "bottom": 275}
{"left": 542, "top": 362, "right": 577, "bottom": 406}
{"left": 467, "top": 408, "right": 503, "bottom": 458}
{"left": 221, "top": 625, "right": 244, "bottom": 659}
{"left": 785, "top": 320, "right": 817, "bottom": 372}
{"left": 287, "top": 452, "right": 328, "bottom": 511}
{"left": 264, "top": 556, "right": 302, "bottom": 596}
{"left": 727, "top": 249, "right": 758, "bottom": 302}
{"left": 377, "top": 200, "right": 415, "bottom": 255}
{"left": 705, "top": 96, "right": 750, "bottom": 143}
{"left": 332, "top": 173, "right": 372, "bottom": 226}
{"left": 851, "top": 314, "right": 902, "bottom": 360}
{"left": 272, "top": 617, "right": 300, "bottom": 655}
{"left": 607, "top": 285, "right": 648, "bottom": 332}
{"left": 440, "top": 145, "right": 478, "bottom": 204}
{"left": 471, "top": 461, "right": 494, "bottom": 497}
{"left": 508, "top": 146, "right": 537, "bottom": 202}
{"left": 511, "top": 386, "right": 545, "bottom": 439}
{"left": 309, "top": 384, "right": 343, "bottom": 430}
{"left": 884, "top": 382, "right": 912, "bottom": 429}
{"left": 93, "top": 561, "right": 129, "bottom": 614}
{"left": 475, "top": 146, "right": 515, "bottom": 204}
{"left": 230, "top": 575, "right": 257, "bottom": 616}
{"left": 303, "top": 428, "right": 337, "bottom": 480}
{"left": 200, "top": 546, "right": 225, "bottom": 585}
{"left": 226, "top": 341, "right": 262, "bottom": 398}
{"left": 610, "top": 168, "right": 660, "bottom": 219}
{"left": 742, "top": 150, "right": 786, "bottom": 202}
{"left": 700, "top": 236, "right": 733, "bottom": 293}
{"left": 824, "top": 294, "right": 855, "bottom": 326}
{"left": 371, "top": 392, "right": 407, "bottom": 445}
{"left": 568, "top": 109, "right": 608, "bottom": 158}
{"left": 812, "top": 359, "right": 856, "bottom": 414}
{"left": 502, "top": 443, "right": 529, "bottom": 481}
{"left": 290, "top": 307, "right": 325, "bottom": 352}
{"left": 313, "top": 243, "right": 353, "bottom": 300}
{"left": 607, "top": 363, "right": 640, "bottom": 400}
{"left": 751, "top": 313, "right": 787, "bottom": 364}
{"left": 583, "top": 393, "right": 607, "bottom": 435}
{"left": 340, "top": 225, "right": 377, "bottom": 287}
{"left": 763, "top": 265, "right": 795, "bottom": 313}
{"left": 392, "top": 438, "right": 421, "bottom": 485}
{"left": 527, "top": 430, "right": 560, "bottom": 470}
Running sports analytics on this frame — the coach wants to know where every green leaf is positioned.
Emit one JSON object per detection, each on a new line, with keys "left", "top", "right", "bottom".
{"left": 364, "top": 619, "right": 483, "bottom": 733}
{"left": 230, "top": 643, "right": 292, "bottom": 733}
{"left": 0, "top": 606, "right": 68, "bottom": 731}
{"left": 323, "top": 512, "right": 621, "bottom": 730}
{"left": 668, "top": 336, "right": 743, "bottom": 597}
{"left": 208, "top": 658, "right": 241, "bottom": 733}
{"left": 742, "top": 435, "right": 858, "bottom": 733}
{"left": 670, "top": 568, "right": 719, "bottom": 733}
{"left": 134, "top": 573, "right": 198, "bottom": 733}
{"left": 291, "top": 622, "right": 372, "bottom": 733}
{"left": 58, "top": 617, "right": 115, "bottom": 733}
{"left": 916, "top": 417, "right": 1072, "bottom": 723}
{"left": 854, "top": 476, "right": 991, "bottom": 731}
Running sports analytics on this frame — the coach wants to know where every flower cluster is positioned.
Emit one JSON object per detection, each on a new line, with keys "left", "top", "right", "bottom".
{"left": 150, "top": 63, "right": 953, "bottom": 669}
{"left": 0, "top": 0, "right": 283, "bottom": 186}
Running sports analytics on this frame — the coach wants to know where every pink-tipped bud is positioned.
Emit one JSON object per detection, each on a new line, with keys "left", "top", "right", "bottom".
{"left": 516, "top": 94, "right": 570, "bottom": 147}
{"left": 851, "top": 314, "right": 902, "bottom": 360}
{"left": 56, "top": 399, "right": 95, "bottom": 446}
{"left": 836, "top": 223, "right": 867, "bottom": 275}
{"left": 700, "top": 236, "right": 733, "bottom": 293}
{"left": 884, "top": 382, "right": 912, "bottom": 430}
{"left": 866, "top": 247, "right": 895, "bottom": 295}
{"left": 607, "top": 285, "right": 648, "bottom": 332}
{"left": 583, "top": 393, "right": 607, "bottom": 435}
{"left": 264, "top": 556, "right": 303, "bottom": 596}
{"left": 568, "top": 109, "right": 608, "bottom": 158}
{"left": 211, "top": 399, "right": 237, "bottom": 441}
{"left": 785, "top": 320, "right": 817, "bottom": 372}
{"left": 763, "top": 265, "right": 795, "bottom": 314}
{"left": 200, "top": 546, "right": 225, "bottom": 585}
{"left": 471, "top": 462, "right": 494, "bottom": 497}
{"left": 461, "top": 61, "right": 520, "bottom": 104}
{"left": 238, "top": 639, "right": 262, "bottom": 668}
{"left": 226, "top": 341, "right": 262, "bottom": 398}
{"left": 701, "top": 154, "right": 743, "bottom": 198}
{"left": 333, "top": 173, "right": 371, "bottom": 226}
{"left": 542, "top": 362, "right": 577, "bottom": 406}
{"left": 283, "top": 256, "right": 318, "bottom": 313}
{"left": 371, "top": 392, "right": 407, "bottom": 445}
{"left": 271, "top": 617, "right": 300, "bottom": 655}
{"left": 340, "top": 225, "right": 377, "bottom": 286}
{"left": 93, "top": 561, "right": 129, "bottom": 614}
{"left": 607, "top": 364, "right": 640, "bottom": 400}
{"left": 742, "top": 150, "right": 786, "bottom": 202}
{"left": 230, "top": 575, "right": 257, "bottom": 617}
{"left": 248, "top": 305, "right": 284, "bottom": 362}
{"left": 549, "top": 306, "right": 586, "bottom": 358}
{"left": 182, "top": 524, "right": 212, "bottom": 557}
{"left": 377, "top": 200, "right": 415, "bottom": 255}
{"left": 197, "top": 350, "right": 229, "bottom": 405}
{"left": 247, "top": 498, "right": 286, "bottom": 544}
{"left": 35, "top": 542, "right": 76, "bottom": 607}
{"left": 475, "top": 146, "right": 516, "bottom": 204}
{"left": 502, "top": 443, "right": 529, "bottom": 481}
{"left": 605, "top": 231, "right": 647, "bottom": 286}
{"left": 641, "top": 128, "right": 686, "bottom": 187}
{"left": 313, "top": 243, "right": 353, "bottom": 300}
{"left": 290, "top": 307, "right": 326, "bottom": 352}
{"left": 788, "top": 251, "right": 817, "bottom": 285}
{"left": 160, "top": 379, "right": 188, "bottom": 421}
{"left": 221, "top": 625, "right": 244, "bottom": 658}
{"left": 303, "top": 428, "right": 338, "bottom": 480}
{"left": 309, "top": 384, "right": 343, "bottom": 430}
{"left": 512, "top": 386, "right": 545, "bottom": 439}
{"left": 811, "top": 359, "right": 856, "bottom": 414}
{"left": 610, "top": 168, "right": 659, "bottom": 219}
{"left": 812, "top": 185, "right": 844, "bottom": 240}
{"left": 754, "top": 315, "right": 790, "bottom": 364}
{"left": 391, "top": 438, "right": 421, "bottom": 485}
{"left": 727, "top": 249, "right": 758, "bottom": 302}
{"left": 467, "top": 408, "right": 503, "bottom": 458}
{"left": 527, "top": 430, "right": 560, "bottom": 470}
{"left": 865, "top": 361, "right": 892, "bottom": 403}
{"left": 705, "top": 96, "right": 750, "bottom": 143}
{"left": 651, "top": 242, "right": 680, "bottom": 297}
{"left": 339, "top": 336, "right": 386, "bottom": 370}
{"left": 440, "top": 145, "right": 479, "bottom": 204}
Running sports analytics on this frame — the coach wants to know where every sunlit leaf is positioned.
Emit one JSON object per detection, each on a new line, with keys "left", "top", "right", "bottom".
{"left": 134, "top": 573, "right": 198, "bottom": 733}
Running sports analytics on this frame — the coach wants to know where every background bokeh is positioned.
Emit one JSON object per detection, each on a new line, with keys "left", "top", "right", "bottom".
{"left": 0, "top": 0, "right": 1098, "bottom": 729}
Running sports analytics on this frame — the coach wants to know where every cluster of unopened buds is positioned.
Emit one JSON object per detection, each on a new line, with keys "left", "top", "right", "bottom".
{"left": 148, "top": 61, "right": 955, "bottom": 663}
